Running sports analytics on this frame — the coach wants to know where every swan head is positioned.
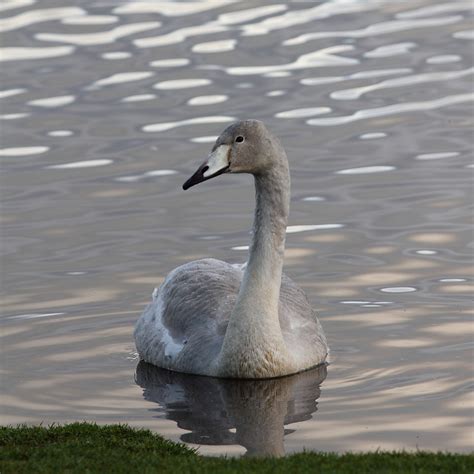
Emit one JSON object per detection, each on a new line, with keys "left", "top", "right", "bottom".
{"left": 183, "top": 120, "right": 284, "bottom": 190}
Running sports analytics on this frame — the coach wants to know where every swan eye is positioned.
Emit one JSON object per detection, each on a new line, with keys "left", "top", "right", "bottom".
{"left": 235, "top": 136, "right": 244, "bottom": 143}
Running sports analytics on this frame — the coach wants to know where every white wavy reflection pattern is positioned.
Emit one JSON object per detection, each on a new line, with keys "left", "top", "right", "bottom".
{"left": 36, "top": 22, "right": 161, "bottom": 46}
{"left": 330, "top": 68, "right": 474, "bottom": 100}
{"left": 284, "top": 16, "right": 463, "bottom": 45}
{"left": 0, "top": 46, "right": 75, "bottom": 61}
{"left": 0, "top": 7, "right": 85, "bottom": 32}
{"left": 308, "top": 93, "right": 474, "bottom": 126}
{"left": 143, "top": 116, "right": 236, "bottom": 133}
{"left": 225, "top": 46, "right": 358, "bottom": 76}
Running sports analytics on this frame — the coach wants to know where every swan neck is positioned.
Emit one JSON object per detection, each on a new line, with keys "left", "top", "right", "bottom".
{"left": 246, "top": 168, "right": 290, "bottom": 301}
{"left": 234, "top": 162, "right": 290, "bottom": 317}
{"left": 215, "top": 161, "right": 292, "bottom": 378}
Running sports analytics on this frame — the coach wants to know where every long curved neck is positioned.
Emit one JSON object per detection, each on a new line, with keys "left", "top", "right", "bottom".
{"left": 216, "top": 160, "right": 292, "bottom": 378}
{"left": 239, "top": 165, "right": 290, "bottom": 316}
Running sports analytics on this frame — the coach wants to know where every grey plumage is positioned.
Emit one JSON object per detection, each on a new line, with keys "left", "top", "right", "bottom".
{"left": 134, "top": 120, "right": 328, "bottom": 378}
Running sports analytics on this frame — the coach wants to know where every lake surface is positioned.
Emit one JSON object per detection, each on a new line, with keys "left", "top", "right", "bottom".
{"left": 1, "top": 0, "right": 473, "bottom": 457}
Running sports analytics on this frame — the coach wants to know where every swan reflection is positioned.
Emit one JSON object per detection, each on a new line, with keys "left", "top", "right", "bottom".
{"left": 135, "top": 361, "right": 327, "bottom": 456}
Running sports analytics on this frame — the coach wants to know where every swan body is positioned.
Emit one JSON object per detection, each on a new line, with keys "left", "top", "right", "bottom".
{"left": 135, "top": 120, "right": 328, "bottom": 378}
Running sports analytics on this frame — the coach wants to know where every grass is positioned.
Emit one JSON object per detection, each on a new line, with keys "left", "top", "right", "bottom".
{"left": 1, "top": 423, "right": 472, "bottom": 473}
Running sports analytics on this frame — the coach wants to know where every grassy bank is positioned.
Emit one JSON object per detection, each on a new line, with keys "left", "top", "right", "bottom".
{"left": 1, "top": 423, "right": 472, "bottom": 473}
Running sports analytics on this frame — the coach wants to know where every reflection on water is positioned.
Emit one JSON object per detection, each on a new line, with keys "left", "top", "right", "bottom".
{"left": 136, "top": 362, "right": 327, "bottom": 457}
{"left": 1, "top": 0, "right": 473, "bottom": 456}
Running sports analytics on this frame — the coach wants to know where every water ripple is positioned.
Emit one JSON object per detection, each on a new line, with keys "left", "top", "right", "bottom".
{"left": 0, "top": 0, "right": 36, "bottom": 13}
{"left": 7, "top": 312, "right": 65, "bottom": 320}
{"left": 395, "top": 1, "right": 473, "bottom": 19}
{"left": 218, "top": 5, "right": 287, "bottom": 25}
{"left": 47, "top": 159, "right": 113, "bottom": 169}
{"left": 48, "top": 130, "right": 73, "bottom": 137}
{"left": 330, "top": 68, "right": 474, "bottom": 100}
{"left": 364, "top": 42, "right": 416, "bottom": 58}
{"left": 380, "top": 287, "right": 418, "bottom": 293}
{"left": 61, "top": 15, "right": 118, "bottom": 26}
{"left": 416, "top": 152, "right": 460, "bottom": 160}
{"left": 149, "top": 58, "right": 190, "bottom": 68}
{"left": 154, "top": 79, "right": 211, "bottom": 90}
{"left": 142, "top": 116, "right": 235, "bottom": 133}
{"left": 187, "top": 95, "right": 228, "bottom": 106}
{"left": 134, "top": 23, "right": 227, "bottom": 48}
{"left": 121, "top": 94, "right": 157, "bottom": 103}
{"left": 453, "top": 30, "right": 474, "bottom": 40}
{"left": 276, "top": 107, "right": 331, "bottom": 119}
{"left": 226, "top": 46, "right": 358, "bottom": 76}
{"left": 91, "top": 72, "right": 154, "bottom": 88}
{"left": 0, "top": 7, "right": 85, "bottom": 32}
{"left": 0, "top": 113, "right": 30, "bottom": 120}
{"left": 190, "top": 136, "right": 218, "bottom": 143}
{"left": 286, "top": 224, "right": 344, "bottom": 233}
{"left": 359, "top": 132, "right": 387, "bottom": 140}
{"left": 284, "top": 16, "right": 463, "bottom": 45}
{"left": 308, "top": 93, "right": 474, "bottom": 126}
{"left": 28, "top": 95, "right": 75, "bottom": 107}
{"left": 192, "top": 39, "right": 236, "bottom": 53}
{"left": 266, "top": 90, "right": 286, "bottom": 97}
{"left": 36, "top": 22, "right": 161, "bottom": 46}
{"left": 116, "top": 170, "right": 177, "bottom": 183}
{"left": 301, "top": 68, "right": 411, "bottom": 86}
{"left": 302, "top": 196, "right": 326, "bottom": 202}
{"left": 232, "top": 245, "right": 249, "bottom": 251}
{"left": 336, "top": 166, "right": 395, "bottom": 175}
{"left": 0, "top": 88, "right": 26, "bottom": 99}
{"left": 0, "top": 45, "right": 75, "bottom": 61}
{"left": 439, "top": 278, "right": 467, "bottom": 283}
{"left": 0, "top": 146, "right": 49, "bottom": 156}
{"left": 426, "top": 55, "right": 462, "bottom": 64}
{"left": 416, "top": 250, "right": 438, "bottom": 255}
{"left": 241, "top": 1, "right": 380, "bottom": 36}
{"left": 101, "top": 51, "right": 131, "bottom": 60}
{"left": 113, "top": 1, "right": 236, "bottom": 17}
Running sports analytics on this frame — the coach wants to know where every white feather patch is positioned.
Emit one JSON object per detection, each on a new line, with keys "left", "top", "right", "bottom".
{"left": 203, "top": 145, "right": 230, "bottom": 177}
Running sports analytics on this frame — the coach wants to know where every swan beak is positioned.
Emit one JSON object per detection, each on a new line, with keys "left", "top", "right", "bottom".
{"left": 183, "top": 145, "right": 230, "bottom": 190}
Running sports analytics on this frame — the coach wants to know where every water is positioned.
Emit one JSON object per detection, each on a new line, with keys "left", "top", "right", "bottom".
{"left": 1, "top": 0, "right": 473, "bottom": 456}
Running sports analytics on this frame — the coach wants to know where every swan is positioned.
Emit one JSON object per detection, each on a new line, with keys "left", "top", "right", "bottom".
{"left": 134, "top": 119, "right": 328, "bottom": 379}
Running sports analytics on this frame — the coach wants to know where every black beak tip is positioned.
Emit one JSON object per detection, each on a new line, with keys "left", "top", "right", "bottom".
{"left": 181, "top": 164, "right": 229, "bottom": 191}
{"left": 182, "top": 163, "right": 208, "bottom": 190}
{"left": 182, "top": 172, "right": 201, "bottom": 191}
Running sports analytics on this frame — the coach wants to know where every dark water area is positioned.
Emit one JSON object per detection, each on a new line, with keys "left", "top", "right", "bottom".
{"left": 1, "top": 0, "right": 473, "bottom": 456}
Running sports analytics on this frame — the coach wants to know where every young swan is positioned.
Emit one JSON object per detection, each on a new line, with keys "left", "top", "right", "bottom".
{"left": 134, "top": 120, "right": 328, "bottom": 379}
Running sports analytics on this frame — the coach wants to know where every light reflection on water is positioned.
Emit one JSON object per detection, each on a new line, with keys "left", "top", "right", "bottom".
{"left": 1, "top": 0, "right": 473, "bottom": 457}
